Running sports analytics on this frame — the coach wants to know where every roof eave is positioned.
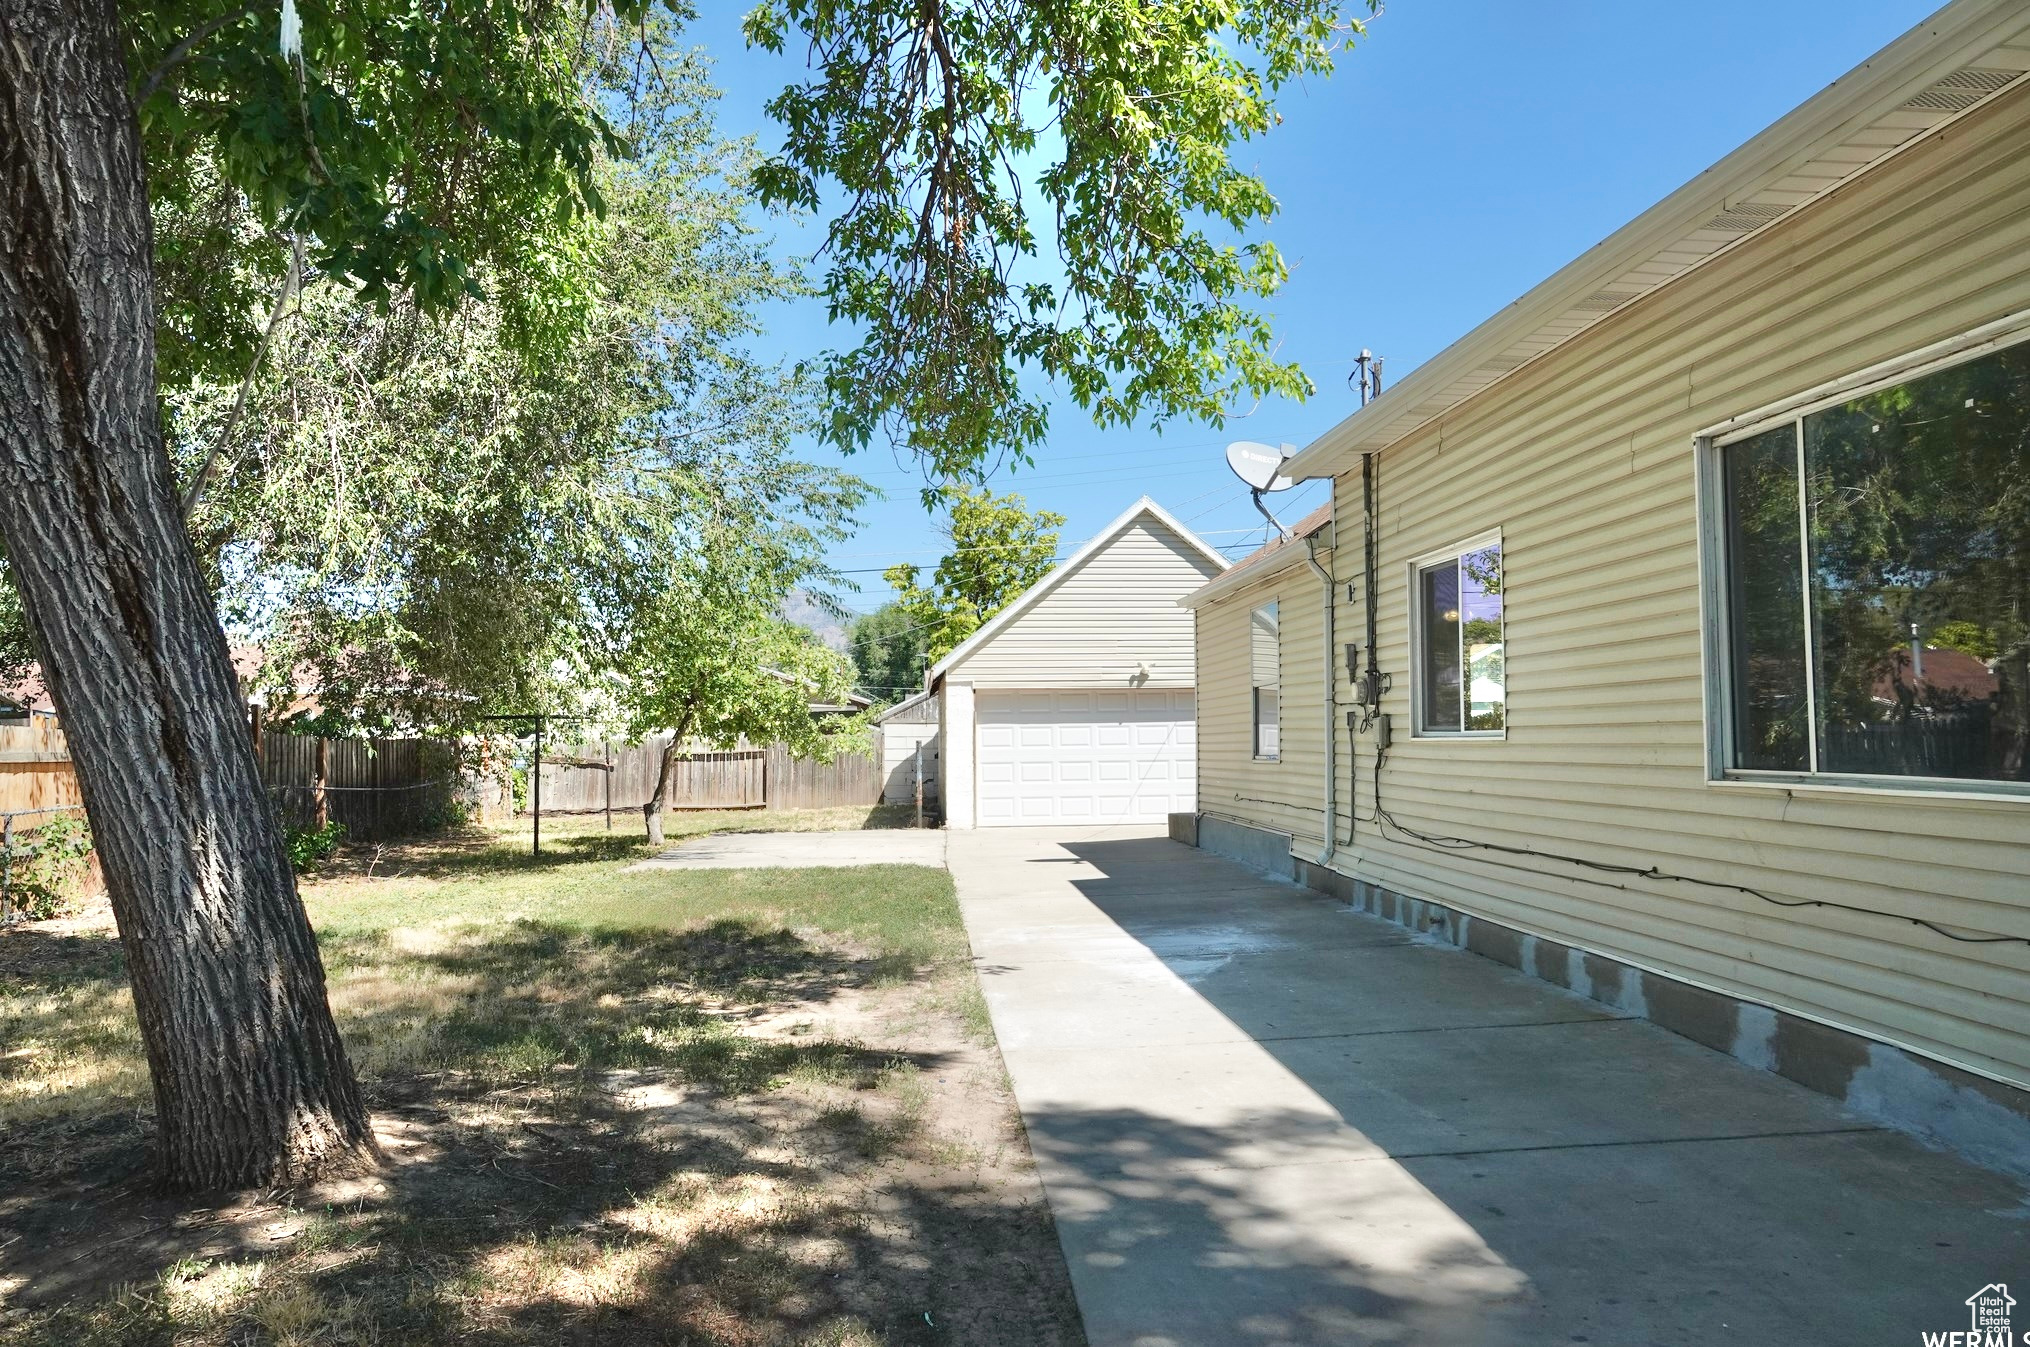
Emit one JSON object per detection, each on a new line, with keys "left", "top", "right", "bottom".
{"left": 1283, "top": 0, "right": 2030, "bottom": 481}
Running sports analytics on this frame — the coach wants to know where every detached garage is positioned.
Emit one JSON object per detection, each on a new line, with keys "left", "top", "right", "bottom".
{"left": 930, "top": 498, "right": 1228, "bottom": 828}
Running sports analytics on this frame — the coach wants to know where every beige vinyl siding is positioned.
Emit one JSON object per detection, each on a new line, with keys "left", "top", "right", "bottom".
{"left": 1195, "top": 560, "right": 1335, "bottom": 854}
{"left": 1200, "top": 83, "right": 2030, "bottom": 1089}
{"left": 945, "top": 517, "right": 1224, "bottom": 688}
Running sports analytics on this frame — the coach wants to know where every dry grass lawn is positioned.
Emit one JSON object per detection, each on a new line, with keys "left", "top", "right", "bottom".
{"left": 0, "top": 809, "right": 1083, "bottom": 1346}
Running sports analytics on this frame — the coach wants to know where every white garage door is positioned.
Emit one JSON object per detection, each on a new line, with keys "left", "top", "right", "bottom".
{"left": 975, "top": 689, "right": 1196, "bottom": 826}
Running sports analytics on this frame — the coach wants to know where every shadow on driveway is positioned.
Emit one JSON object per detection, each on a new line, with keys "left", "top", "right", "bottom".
{"left": 954, "top": 828, "right": 2027, "bottom": 1347}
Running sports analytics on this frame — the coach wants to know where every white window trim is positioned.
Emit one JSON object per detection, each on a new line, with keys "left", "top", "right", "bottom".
{"left": 1407, "top": 529, "right": 1506, "bottom": 741}
{"left": 1693, "top": 312, "right": 2030, "bottom": 803}
{"left": 1250, "top": 599, "right": 1280, "bottom": 762}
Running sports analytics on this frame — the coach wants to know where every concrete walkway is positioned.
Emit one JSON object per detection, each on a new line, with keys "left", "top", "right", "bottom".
{"left": 629, "top": 829, "right": 946, "bottom": 870}
{"left": 950, "top": 825, "right": 2028, "bottom": 1347}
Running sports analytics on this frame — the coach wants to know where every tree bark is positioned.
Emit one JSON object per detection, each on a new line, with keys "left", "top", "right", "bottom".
{"left": 0, "top": 0, "right": 375, "bottom": 1190}
{"left": 642, "top": 688, "right": 707, "bottom": 847}
{"left": 642, "top": 740, "right": 674, "bottom": 848}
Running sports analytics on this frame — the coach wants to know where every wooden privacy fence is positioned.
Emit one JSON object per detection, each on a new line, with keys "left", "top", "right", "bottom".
{"left": 0, "top": 717, "right": 82, "bottom": 818}
{"left": 260, "top": 732, "right": 456, "bottom": 842}
{"left": 538, "top": 737, "right": 883, "bottom": 814}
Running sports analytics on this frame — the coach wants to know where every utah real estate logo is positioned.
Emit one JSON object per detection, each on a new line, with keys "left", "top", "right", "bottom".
{"left": 1926, "top": 1284, "right": 2015, "bottom": 1347}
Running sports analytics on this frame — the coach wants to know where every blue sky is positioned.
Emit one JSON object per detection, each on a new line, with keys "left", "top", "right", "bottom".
{"left": 688, "top": 0, "right": 1941, "bottom": 613}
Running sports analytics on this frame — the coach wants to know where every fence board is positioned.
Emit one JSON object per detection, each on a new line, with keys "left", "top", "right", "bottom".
{"left": 260, "top": 731, "right": 453, "bottom": 842}
{"left": 0, "top": 719, "right": 82, "bottom": 819}
{"left": 540, "top": 738, "right": 883, "bottom": 814}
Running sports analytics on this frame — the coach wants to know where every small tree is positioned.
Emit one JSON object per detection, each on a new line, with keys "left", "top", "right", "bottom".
{"left": 884, "top": 486, "right": 1065, "bottom": 661}
{"left": 621, "top": 568, "right": 858, "bottom": 846}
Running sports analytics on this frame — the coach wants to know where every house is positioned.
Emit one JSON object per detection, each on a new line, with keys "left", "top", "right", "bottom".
{"left": 1181, "top": 0, "right": 2030, "bottom": 1172}
{"left": 930, "top": 497, "right": 1229, "bottom": 827}
{"left": 757, "top": 667, "right": 873, "bottom": 719}
{"left": 872, "top": 687, "right": 940, "bottom": 810}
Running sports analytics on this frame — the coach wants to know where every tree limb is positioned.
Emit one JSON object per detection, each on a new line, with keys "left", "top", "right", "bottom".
{"left": 135, "top": 2, "right": 267, "bottom": 106}
{"left": 181, "top": 235, "right": 303, "bottom": 518}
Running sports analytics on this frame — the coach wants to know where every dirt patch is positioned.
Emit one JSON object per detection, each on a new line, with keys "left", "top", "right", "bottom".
{"left": 0, "top": 935, "right": 1084, "bottom": 1346}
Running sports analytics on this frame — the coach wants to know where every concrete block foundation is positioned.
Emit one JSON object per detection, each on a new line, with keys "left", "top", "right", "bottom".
{"left": 1188, "top": 812, "right": 2030, "bottom": 1182}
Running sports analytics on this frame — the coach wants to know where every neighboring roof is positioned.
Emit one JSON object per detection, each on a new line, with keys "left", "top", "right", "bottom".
{"left": 1284, "top": 0, "right": 2030, "bottom": 481}
{"left": 0, "top": 672, "right": 51, "bottom": 715}
{"left": 927, "top": 496, "right": 1230, "bottom": 682}
{"left": 872, "top": 686, "right": 939, "bottom": 725}
{"left": 760, "top": 666, "right": 873, "bottom": 712}
{"left": 1178, "top": 503, "right": 1334, "bottom": 610}
{"left": 1874, "top": 646, "right": 2000, "bottom": 706}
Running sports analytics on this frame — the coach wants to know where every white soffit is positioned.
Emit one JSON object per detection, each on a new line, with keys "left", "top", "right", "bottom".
{"left": 1284, "top": 0, "right": 2030, "bottom": 480}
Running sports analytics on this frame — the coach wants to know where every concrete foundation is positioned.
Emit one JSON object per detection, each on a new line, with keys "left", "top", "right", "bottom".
{"left": 1191, "top": 813, "right": 2030, "bottom": 1182}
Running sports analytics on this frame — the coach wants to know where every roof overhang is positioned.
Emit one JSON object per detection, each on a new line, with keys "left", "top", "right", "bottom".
{"left": 872, "top": 686, "right": 938, "bottom": 724}
{"left": 1179, "top": 506, "right": 1335, "bottom": 610}
{"left": 926, "top": 496, "right": 1231, "bottom": 683}
{"left": 1284, "top": 0, "right": 2030, "bottom": 481}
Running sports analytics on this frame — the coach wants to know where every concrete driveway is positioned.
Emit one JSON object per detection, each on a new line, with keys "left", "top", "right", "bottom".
{"left": 949, "top": 825, "right": 2028, "bottom": 1347}
{"left": 630, "top": 828, "right": 946, "bottom": 870}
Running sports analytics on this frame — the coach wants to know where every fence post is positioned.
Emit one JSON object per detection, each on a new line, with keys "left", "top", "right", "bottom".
{"left": 914, "top": 741, "right": 924, "bottom": 829}
{"left": 1, "top": 814, "right": 11, "bottom": 922}
{"left": 313, "top": 737, "right": 329, "bottom": 831}
{"left": 604, "top": 739, "right": 612, "bottom": 832}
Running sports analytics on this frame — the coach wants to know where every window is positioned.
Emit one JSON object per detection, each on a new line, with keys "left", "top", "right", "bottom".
{"left": 1250, "top": 601, "right": 1279, "bottom": 759}
{"left": 1713, "top": 332, "right": 2030, "bottom": 790}
{"left": 1413, "top": 538, "right": 1505, "bottom": 736}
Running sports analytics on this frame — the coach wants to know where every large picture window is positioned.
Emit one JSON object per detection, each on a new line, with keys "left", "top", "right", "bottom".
{"left": 1716, "top": 334, "right": 2030, "bottom": 789}
{"left": 1251, "top": 601, "right": 1279, "bottom": 760}
{"left": 1413, "top": 538, "right": 1505, "bottom": 736}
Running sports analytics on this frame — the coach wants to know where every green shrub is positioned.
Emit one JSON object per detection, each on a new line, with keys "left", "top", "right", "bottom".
{"left": 287, "top": 820, "right": 348, "bottom": 873}
{"left": 3, "top": 811, "right": 94, "bottom": 921}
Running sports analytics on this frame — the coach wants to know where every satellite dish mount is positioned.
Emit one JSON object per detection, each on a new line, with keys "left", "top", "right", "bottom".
{"left": 1225, "top": 441, "right": 1298, "bottom": 539}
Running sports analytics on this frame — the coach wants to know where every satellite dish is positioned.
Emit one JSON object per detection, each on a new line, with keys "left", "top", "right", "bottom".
{"left": 1226, "top": 441, "right": 1297, "bottom": 493}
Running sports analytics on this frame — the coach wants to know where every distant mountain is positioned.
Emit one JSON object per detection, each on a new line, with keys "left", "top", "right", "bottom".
{"left": 782, "top": 588, "right": 851, "bottom": 653}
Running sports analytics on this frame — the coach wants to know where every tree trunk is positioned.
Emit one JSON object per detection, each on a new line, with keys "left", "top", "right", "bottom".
{"left": 642, "top": 691, "right": 707, "bottom": 846}
{"left": 0, "top": 0, "right": 375, "bottom": 1190}
{"left": 642, "top": 737, "right": 677, "bottom": 848}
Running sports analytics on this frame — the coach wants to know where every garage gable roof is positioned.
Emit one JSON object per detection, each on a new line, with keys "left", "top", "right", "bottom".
{"left": 926, "top": 497, "right": 1229, "bottom": 683}
{"left": 1283, "top": 0, "right": 2030, "bottom": 480}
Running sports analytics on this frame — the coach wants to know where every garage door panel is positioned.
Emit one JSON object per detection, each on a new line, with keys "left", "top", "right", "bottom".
{"left": 974, "top": 688, "right": 1196, "bottom": 826}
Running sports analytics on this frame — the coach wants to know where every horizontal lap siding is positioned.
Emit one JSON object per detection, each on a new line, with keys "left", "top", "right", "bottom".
{"left": 1205, "top": 86, "right": 2030, "bottom": 1088}
{"left": 1195, "top": 560, "right": 1334, "bottom": 852}
{"left": 947, "top": 518, "right": 1225, "bottom": 688}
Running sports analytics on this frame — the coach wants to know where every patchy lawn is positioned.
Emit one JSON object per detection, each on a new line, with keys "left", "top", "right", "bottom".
{"left": 0, "top": 810, "right": 1081, "bottom": 1347}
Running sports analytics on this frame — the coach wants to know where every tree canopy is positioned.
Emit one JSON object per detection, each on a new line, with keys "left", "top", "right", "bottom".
{"left": 745, "top": 0, "right": 1375, "bottom": 479}
{"left": 848, "top": 602, "right": 932, "bottom": 705}
{"left": 145, "top": 17, "right": 865, "bottom": 744}
{"left": 884, "top": 485, "right": 1064, "bottom": 662}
